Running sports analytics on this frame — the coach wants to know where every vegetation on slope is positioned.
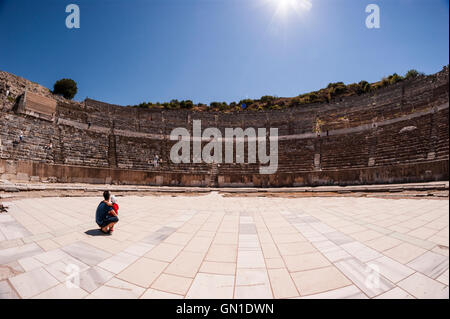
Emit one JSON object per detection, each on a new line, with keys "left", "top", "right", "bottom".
{"left": 127, "top": 69, "right": 424, "bottom": 112}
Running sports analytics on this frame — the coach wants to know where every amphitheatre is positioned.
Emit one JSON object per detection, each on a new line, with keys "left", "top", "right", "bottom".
{"left": 0, "top": 67, "right": 448, "bottom": 299}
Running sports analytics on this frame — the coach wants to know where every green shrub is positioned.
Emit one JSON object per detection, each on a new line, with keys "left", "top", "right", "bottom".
{"left": 357, "top": 81, "right": 370, "bottom": 94}
{"left": 296, "top": 91, "right": 325, "bottom": 105}
{"left": 405, "top": 69, "right": 420, "bottom": 80}
{"left": 257, "top": 104, "right": 265, "bottom": 111}
{"left": 53, "top": 78, "right": 77, "bottom": 99}
{"left": 180, "top": 100, "right": 194, "bottom": 109}
{"left": 334, "top": 84, "right": 347, "bottom": 95}
{"left": 219, "top": 102, "right": 229, "bottom": 111}
{"left": 372, "top": 83, "right": 381, "bottom": 90}
{"left": 134, "top": 102, "right": 154, "bottom": 109}
{"left": 296, "top": 95, "right": 309, "bottom": 105}
{"left": 168, "top": 99, "right": 194, "bottom": 109}
{"left": 347, "top": 83, "right": 358, "bottom": 92}
{"left": 308, "top": 92, "right": 321, "bottom": 102}
{"left": 327, "top": 82, "right": 347, "bottom": 99}
{"left": 388, "top": 73, "right": 403, "bottom": 85}
{"left": 210, "top": 101, "right": 228, "bottom": 110}
{"left": 380, "top": 77, "right": 390, "bottom": 87}
{"left": 327, "top": 81, "right": 345, "bottom": 89}
{"left": 260, "top": 95, "right": 275, "bottom": 104}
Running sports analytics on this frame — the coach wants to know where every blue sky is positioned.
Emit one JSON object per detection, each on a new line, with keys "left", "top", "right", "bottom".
{"left": 0, "top": 0, "right": 448, "bottom": 105}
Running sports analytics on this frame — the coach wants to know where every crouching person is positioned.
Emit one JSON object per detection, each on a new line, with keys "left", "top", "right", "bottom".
{"left": 96, "top": 191, "right": 119, "bottom": 234}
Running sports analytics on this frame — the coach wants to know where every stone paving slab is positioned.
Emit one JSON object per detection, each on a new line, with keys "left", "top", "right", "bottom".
{"left": 0, "top": 193, "right": 448, "bottom": 299}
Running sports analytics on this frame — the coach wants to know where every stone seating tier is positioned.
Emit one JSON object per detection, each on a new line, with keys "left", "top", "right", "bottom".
{"left": 0, "top": 67, "right": 448, "bottom": 186}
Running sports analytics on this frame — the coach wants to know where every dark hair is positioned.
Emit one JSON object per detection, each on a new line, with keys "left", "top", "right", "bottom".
{"left": 103, "top": 190, "right": 111, "bottom": 201}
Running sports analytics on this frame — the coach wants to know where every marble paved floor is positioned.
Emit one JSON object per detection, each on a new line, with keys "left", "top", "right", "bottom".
{"left": 0, "top": 193, "right": 448, "bottom": 299}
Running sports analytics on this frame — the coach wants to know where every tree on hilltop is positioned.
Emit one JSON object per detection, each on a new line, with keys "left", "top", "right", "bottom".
{"left": 53, "top": 78, "right": 77, "bottom": 99}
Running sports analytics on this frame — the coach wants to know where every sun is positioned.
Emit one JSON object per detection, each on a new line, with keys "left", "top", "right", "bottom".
{"left": 267, "top": 0, "right": 312, "bottom": 18}
{"left": 278, "top": 0, "right": 295, "bottom": 11}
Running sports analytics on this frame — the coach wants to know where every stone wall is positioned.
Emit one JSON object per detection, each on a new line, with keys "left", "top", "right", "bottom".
{"left": 0, "top": 67, "right": 448, "bottom": 187}
{"left": 16, "top": 91, "right": 57, "bottom": 120}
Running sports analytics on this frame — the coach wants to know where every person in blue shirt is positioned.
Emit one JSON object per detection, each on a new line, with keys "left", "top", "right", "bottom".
{"left": 96, "top": 191, "right": 119, "bottom": 234}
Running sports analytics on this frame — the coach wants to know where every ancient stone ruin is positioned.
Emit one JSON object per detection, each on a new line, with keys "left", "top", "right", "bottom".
{"left": 0, "top": 68, "right": 448, "bottom": 187}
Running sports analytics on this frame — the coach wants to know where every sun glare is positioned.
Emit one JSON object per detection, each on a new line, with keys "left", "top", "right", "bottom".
{"left": 268, "top": 0, "right": 312, "bottom": 18}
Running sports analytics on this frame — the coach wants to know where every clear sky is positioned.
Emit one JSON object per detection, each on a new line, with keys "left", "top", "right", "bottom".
{"left": 0, "top": 0, "right": 448, "bottom": 105}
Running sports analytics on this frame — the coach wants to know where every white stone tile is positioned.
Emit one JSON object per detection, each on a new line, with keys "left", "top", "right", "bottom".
{"left": 186, "top": 273, "right": 234, "bottom": 299}
{"left": 87, "top": 278, "right": 145, "bottom": 299}
{"left": 116, "top": 257, "right": 168, "bottom": 288}
{"left": 62, "top": 241, "right": 111, "bottom": 266}
{"left": 234, "top": 284, "right": 273, "bottom": 299}
{"left": 309, "top": 222, "right": 336, "bottom": 234}
{"left": 374, "top": 287, "right": 415, "bottom": 299}
{"left": 0, "top": 220, "right": 32, "bottom": 240}
{"left": 44, "top": 256, "right": 90, "bottom": 282}
{"left": 436, "top": 269, "right": 449, "bottom": 285}
{"left": 123, "top": 243, "right": 155, "bottom": 257}
{"left": 0, "top": 243, "right": 43, "bottom": 265}
{"left": 291, "top": 266, "right": 352, "bottom": 297}
{"left": 0, "top": 280, "right": 19, "bottom": 299}
{"left": 235, "top": 268, "right": 270, "bottom": 287}
{"left": 407, "top": 251, "right": 449, "bottom": 279}
{"left": 33, "top": 283, "right": 88, "bottom": 299}
{"left": 237, "top": 250, "right": 265, "bottom": 269}
{"left": 368, "top": 256, "right": 415, "bottom": 283}
{"left": 297, "top": 285, "right": 367, "bottom": 299}
{"left": 340, "top": 242, "right": 382, "bottom": 262}
{"left": 34, "top": 249, "right": 71, "bottom": 265}
{"left": 322, "top": 249, "right": 352, "bottom": 262}
{"left": 97, "top": 252, "right": 139, "bottom": 274}
{"left": 398, "top": 272, "right": 448, "bottom": 299}
{"left": 334, "top": 258, "right": 395, "bottom": 298}
{"left": 17, "top": 256, "right": 44, "bottom": 271}
{"left": 140, "top": 288, "right": 184, "bottom": 299}
{"left": 78, "top": 266, "right": 114, "bottom": 293}
{"left": 267, "top": 268, "right": 299, "bottom": 299}
{"left": 8, "top": 268, "right": 59, "bottom": 298}
{"left": 324, "top": 232, "right": 354, "bottom": 245}
{"left": 390, "top": 232, "right": 436, "bottom": 250}
{"left": 312, "top": 240, "right": 339, "bottom": 252}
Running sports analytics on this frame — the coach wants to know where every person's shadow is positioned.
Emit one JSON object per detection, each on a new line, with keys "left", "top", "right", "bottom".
{"left": 84, "top": 229, "right": 109, "bottom": 236}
